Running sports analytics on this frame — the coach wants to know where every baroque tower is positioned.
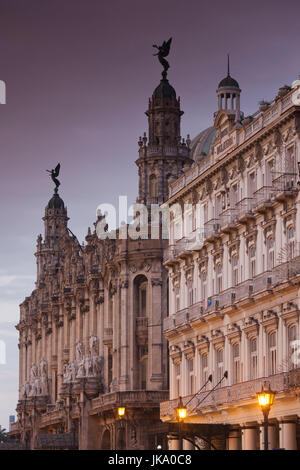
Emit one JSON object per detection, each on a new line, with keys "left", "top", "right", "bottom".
{"left": 36, "top": 190, "right": 69, "bottom": 285}
{"left": 136, "top": 72, "right": 193, "bottom": 207}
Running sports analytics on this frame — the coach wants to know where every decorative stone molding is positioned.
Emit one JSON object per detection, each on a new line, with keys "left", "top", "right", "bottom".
{"left": 151, "top": 278, "right": 163, "bottom": 287}
{"left": 120, "top": 279, "right": 129, "bottom": 289}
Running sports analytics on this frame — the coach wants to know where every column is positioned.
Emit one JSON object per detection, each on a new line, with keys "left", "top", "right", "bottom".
{"left": 97, "top": 291, "right": 105, "bottom": 357}
{"left": 227, "top": 429, "right": 241, "bottom": 450}
{"left": 259, "top": 422, "right": 278, "bottom": 450}
{"left": 70, "top": 301, "right": 76, "bottom": 361}
{"left": 119, "top": 279, "right": 129, "bottom": 391}
{"left": 280, "top": 417, "right": 297, "bottom": 450}
{"left": 183, "top": 440, "right": 194, "bottom": 450}
{"left": 242, "top": 423, "right": 258, "bottom": 450}
{"left": 168, "top": 438, "right": 180, "bottom": 450}
{"left": 112, "top": 288, "right": 118, "bottom": 386}
{"left": 149, "top": 278, "right": 164, "bottom": 390}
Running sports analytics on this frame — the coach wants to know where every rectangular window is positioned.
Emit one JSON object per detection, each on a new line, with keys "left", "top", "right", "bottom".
{"left": 216, "top": 264, "right": 222, "bottom": 294}
{"left": 287, "top": 227, "right": 295, "bottom": 260}
{"left": 267, "top": 238, "right": 275, "bottom": 270}
{"left": 248, "top": 171, "right": 256, "bottom": 198}
{"left": 250, "top": 338, "right": 258, "bottom": 379}
{"left": 187, "top": 358, "right": 195, "bottom": 395}
{"left": 174, "top": 221, "right": 181, "bottom": 241}
{"left": 175, "top": 363, "right": 181, "bottom": 397}
{"left": 230, "top": 183, "right": 238, "bottom": 207}
{"left": 288, "top": 325, "right": 297, "bottom": 370}
{"left": 201, "top": 353, "right": 209, "bottom": 389}
{"left": 232, "top": 343, "right": 241, "bottom": 384}
{"left": 216, "top": 348, "right": 224, "bottom": 384}
{"left": 232, "top": 255, "right": 239, "bottom": 286}
{"left": 203, "top": 203, "right": 208, "bottom": 224}
{"left": 249, "top": 246, "right": 256, "bottom": 278}
{"left": 201, "top": 271, "right": 207, "bottom": 301}
{"left": 268, "top": 332, "right": 277, "bottom": 375}
{"left": 215, "top": 194, "right": 222, "bottom": 218}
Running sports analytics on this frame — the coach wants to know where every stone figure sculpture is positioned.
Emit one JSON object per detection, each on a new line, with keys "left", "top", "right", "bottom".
{"left": 152, "top": 38, "right": 172, "bottom": 77}
{"left": 76, "top": 342, "right": 84, "bottom": 361}
{"left": 76, "top": 361, "right": 85, "bottom": 378}
{"left": 89, "top": 335, "right": 98, "bottom": 356}
{"left": 46, "top": 163, "right": 61, "bottom": 192}
{"left": 92, "top": 355, "right": 102, "bottom": 376}
{"left": 62, "top": 337, "right": 103, "bottom": 384}
{"left": 40, "top": 358, "right": 48, "bottom": 377}
{"left": 30, "top": 364, "right": 38, "bottom": 381}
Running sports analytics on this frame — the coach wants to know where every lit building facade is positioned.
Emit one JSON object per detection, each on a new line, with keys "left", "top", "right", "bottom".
{"left": 160, "top": 71, "right": 300, "bottom": 450}
{"left": 10, "top": 70, "right": 192, "bottom": 450}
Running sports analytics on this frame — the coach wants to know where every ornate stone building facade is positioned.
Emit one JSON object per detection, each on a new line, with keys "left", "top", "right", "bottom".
{"left": 160, "top": 71, "right": 300, "bottom": 450}
{"left": 10, "top": 71, "right": 192, "bottom": 449}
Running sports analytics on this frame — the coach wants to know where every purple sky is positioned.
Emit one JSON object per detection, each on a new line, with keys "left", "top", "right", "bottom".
{"left": 1, "top": 0, "right": 300, "bottom": 429}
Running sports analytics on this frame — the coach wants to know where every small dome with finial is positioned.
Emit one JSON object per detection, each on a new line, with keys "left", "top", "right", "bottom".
{"left": 153, "top": 77, "right": 176, "bottom": 100}
{"left": 218, "top": 54, "right": 240, "bottom": 89}
{"left": 47, "top": 191, "right": 65, "bottom": 210}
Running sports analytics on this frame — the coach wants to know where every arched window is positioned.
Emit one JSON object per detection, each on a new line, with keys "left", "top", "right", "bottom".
{"left": 149, "top": 174, "right": 158, "bottom": 198}
{"left": 133, "top": 275, "right": 148, "bottom": 319}
{"left": 134, "top": 275, "right": 149, "bottom": 389}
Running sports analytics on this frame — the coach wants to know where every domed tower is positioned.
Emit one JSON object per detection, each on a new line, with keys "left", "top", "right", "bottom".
{"left": 35, "top": 185, "right": 69, "bottom": 284}
{"left": 136, "top": 42, "right": 193, "bottom": 208}
{"left": 216, "top": 55, "right": 241, "bottom": 122}
{"left": 43, "top": 189, "right": 68, "bottom": 248}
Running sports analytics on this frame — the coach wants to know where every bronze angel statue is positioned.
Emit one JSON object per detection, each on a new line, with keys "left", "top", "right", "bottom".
{"left": 46, "top": 163, "right": 61, "bottom": 191}
{"left": 153, "top": 38, "right": 172, "bottom": 76}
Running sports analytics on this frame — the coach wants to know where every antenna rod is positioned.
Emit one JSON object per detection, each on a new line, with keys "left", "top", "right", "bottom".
{"left": 185, "top": 374, "right": 213, "bottom": 407}
{"left": 190, "top": 371, "right": 228, "bottom": 413}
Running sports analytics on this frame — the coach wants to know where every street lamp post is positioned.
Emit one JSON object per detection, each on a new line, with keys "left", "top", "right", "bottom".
{"left": 176, "top": 396, "right": 187, "bottom": 451}
{"left": 117, "top": 406, "right": 126, "bottom": 450}
{"left": 257, "top": 384, "right": 275, "bottom": 450}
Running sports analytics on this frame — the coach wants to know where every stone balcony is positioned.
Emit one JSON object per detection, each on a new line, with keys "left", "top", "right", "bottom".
{"left": 219, "top": 208, "right": 238, "bottom": 233}
{"left": 160, "top": 369, "right": 300, "bottom": 422}
{"left": 39, "top": 408, "right": 65, "bottom": 428}
{"left": 235, "top": 197, "right": 255, "bottom": 223}
{"left": 272, "top": 174, "right": 298, "bottom": 202}
{"left": 203, "top": 219, "right": 221, "bottom": 242}
{"left": 164, "top": 261, "right": 300, "bottom": 335}
{"left": 253, "top": 186, "right": 277, "bottom": 212}
{"left": 90, "top": 390, "right": 169, "bottom": 415}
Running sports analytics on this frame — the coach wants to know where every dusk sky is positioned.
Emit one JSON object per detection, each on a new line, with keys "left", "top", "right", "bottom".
{"left": 1, "top": 0, "right": 300, "bottom": 429}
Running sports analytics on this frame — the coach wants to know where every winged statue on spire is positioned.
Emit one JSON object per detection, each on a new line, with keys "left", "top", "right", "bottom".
{"left": 153, "top": 38, "right": 172, "bottom": 77}
{"left": 46, "top": 163, "right": 61, "bottom": 192}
